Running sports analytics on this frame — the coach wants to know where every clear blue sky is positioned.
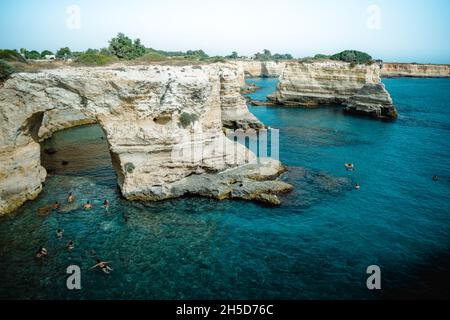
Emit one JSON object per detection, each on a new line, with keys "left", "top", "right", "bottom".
{"left": 1, "top": 0, "right": 449, "bottom": 63}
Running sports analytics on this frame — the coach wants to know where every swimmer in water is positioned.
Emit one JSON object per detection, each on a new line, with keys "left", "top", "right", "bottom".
{"left": 52, "top": 201, "right": 61, "bottom": 210}
{"left": 90, "top": 259, "right": 113, "bottom": 274}
{"left": 345, "top": 163, "right": 355, "bottom": 171}
{"left": 35, "top": 247, "right": 48, "bottom": 258}
{"left": 102, "top": 199, "right": 110, "bottom": 211}
{"left": 355, "top": 183, "right": 361, "bottom": 190}
{"left": 83, "top": 201, "right": 93, "bottom": 210}
{"left": 56, "top": 229, "right": 64, "bottom": 239}
{"left": 66, "top": 240, "right": 74, "bottom": 251}
{"left": 67, "top": 192, "right": 75, "bottom": 204}
{"left": 433, "top": 175, "right": 439, "bottom": 182}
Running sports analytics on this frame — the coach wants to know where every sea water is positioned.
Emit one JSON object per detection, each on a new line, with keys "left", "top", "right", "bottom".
{"left": 0, "top": 77, "right": 449, "bottom": 299}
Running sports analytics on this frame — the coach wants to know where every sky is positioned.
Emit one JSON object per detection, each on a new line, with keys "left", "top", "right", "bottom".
{"left": 0, "top": 0, "right": 449, "bottom": 63}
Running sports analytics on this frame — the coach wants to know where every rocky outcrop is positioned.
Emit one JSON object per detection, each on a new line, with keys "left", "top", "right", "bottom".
{"left": 381, "top": 63, "right": 450, "bottom": 78}
{"left": 344, "top": 84, "right": 397, "bottom": 119}
{"left": 219, "top": 66, "right": 264, "bottom": 130}
{"left": 269, "top": 60, "right": 380, "bottom": 106}
{"left": 235, "top": 60, "right": 286, "bottom": 78}
{"left": 268, "top": 60, "right": 397, "bottom": 119}
{"left": 0, "top": 64, "right": 290, "bottom": 215}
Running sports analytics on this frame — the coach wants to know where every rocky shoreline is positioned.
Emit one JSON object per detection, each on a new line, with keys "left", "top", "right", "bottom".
{"left": 0, "top": 63, "right": 292, "bottom": 215}
{"left": 381, "top": 63, "right": 450, "bottom": 78}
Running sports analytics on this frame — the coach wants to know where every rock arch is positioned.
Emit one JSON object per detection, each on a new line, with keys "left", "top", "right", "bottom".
{"left": 0, "top": 64, "right": 290, "bottom": 215}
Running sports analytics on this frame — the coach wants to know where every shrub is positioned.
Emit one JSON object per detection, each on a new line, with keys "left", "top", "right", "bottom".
{"left": 179, "top": 112, "right": 199, "bottom": 128}
{"left": 40, "top": 50, "right": 54, "bottom": 58}
{"left": 330, "top": 50, "right": 372, "bottom": 64}
{"left": 56, "top": 47, "right": 72, "bottom": 59}
{"left": 313, "top": 54, "right": 330, "bottom": 60}
{"left": 75, "top": 53, "right": 118, "bottom": 66}
{"left": 26, "top": 50, "right": 41, "bottom": 60}
{"left": 0, "top": 49, "right": 27, "bottom": 63}
{"left": 135, "top": 52, "right": 167, "bottom": 63}
{"left": 124, "top": 162, "right": 135, "bottom": 174}
{"left": 0, "top": 60, "right": 16, "bottom": 82}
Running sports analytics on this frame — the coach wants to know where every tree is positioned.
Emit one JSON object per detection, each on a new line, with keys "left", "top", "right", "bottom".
{"left": 108, "top": 33, "right": 146, "bottom": 60}
{"left": 226, "top": 51, "right": 239, "bottom": 59}
{"left": 330, "top": 50, "right": 372, "bottom": 64}
{"left": 254, "top": 49, "right": 273, "bottom": 61}
{"left": 40, "top": 50, "right": 54, "bottom": 58}
{"left": 56, "top": 47, "right": 72, "bottom": 59}
{"left": 20, "top": 48, "right": 28, "bottom": 56}
{"left": 185, "top": 49, "right": 209, "bottom": 59}
{"left": 26, "top": 50, "right": 41, "bottom": 60}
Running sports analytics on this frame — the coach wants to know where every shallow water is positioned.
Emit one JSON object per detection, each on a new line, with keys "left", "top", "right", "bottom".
{"left": 1, "top": 77, "right": 449, "bottom": 299}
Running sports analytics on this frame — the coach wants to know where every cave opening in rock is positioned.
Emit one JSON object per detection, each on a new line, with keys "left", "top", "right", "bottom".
{"left": 40, "top": 123, "right": 117, "bottom": 187}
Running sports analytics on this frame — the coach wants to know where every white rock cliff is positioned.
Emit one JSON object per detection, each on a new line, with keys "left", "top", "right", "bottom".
{"left": 268, "top": 60, "right": 397, "bottom": 119}
{"left": 0, "top": 64, "right": 291, "bottom": 215}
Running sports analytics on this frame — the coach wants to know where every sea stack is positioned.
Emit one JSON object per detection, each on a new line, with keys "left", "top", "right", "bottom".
{"left": 268, "top": 60, "right": 398, "bottom": 119}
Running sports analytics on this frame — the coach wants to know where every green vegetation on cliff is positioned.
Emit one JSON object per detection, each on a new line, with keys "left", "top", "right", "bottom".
{"left": 0, "top": 60, "right": 16, "bottom": 82}
{"left": 254, "top": 49, "right": 293, "bottom": 61}
{"left": 0, "top": 49, "right": 27, "bottom": 63}
{"left": 330, "top": 50, "right": 373, "bottom": 64}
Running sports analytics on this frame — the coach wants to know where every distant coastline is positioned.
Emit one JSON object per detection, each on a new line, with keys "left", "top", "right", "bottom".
{"left": 381, "top": 62, "right": 450, "bottom": 78}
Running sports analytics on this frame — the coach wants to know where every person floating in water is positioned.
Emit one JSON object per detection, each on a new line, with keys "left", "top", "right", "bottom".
{"left": 52, "top": 201, "right": 61, "bottom": 210}
{"left": 35, "top": 247, "right": 48, "bottom": 258}
{"left": 102, "top": 199, "right": 110, "bottom": 211}
{"left": 67, "top": 240, "right": 74, "bottom": 251}
{"left": 345, "top": 163, "right": 355, "bottom": 171}
{"left": 56, "top": 229, "right": 64, "bottom": 239}
{"left": 83, "top": 201, "right": 93, "bottom": 210}
{"left": 355, "top": 183, "right": 361, "bottom": 190}
{"left": 67, "top": 192, "right": 75, "bottom": 204}
{"left": 433, "top": 175, "right": 439, "bottom": 182}
{"left": 90, "top": 260, "right": 113, "bottom": 274}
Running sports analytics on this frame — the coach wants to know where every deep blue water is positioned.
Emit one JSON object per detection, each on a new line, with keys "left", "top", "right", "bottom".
{"left": 0, "top": 77, "right": 449, "bottom": 299}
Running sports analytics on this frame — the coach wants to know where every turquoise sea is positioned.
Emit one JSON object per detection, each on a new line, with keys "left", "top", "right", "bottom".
{"left": 0, "top": 77, "right": 449, "bottom": 299}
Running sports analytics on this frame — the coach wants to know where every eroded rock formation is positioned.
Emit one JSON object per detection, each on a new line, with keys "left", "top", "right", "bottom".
{"left": 268, "top": 60, "right": 397, "bottom": 119}
{"left": 235, "top": 60, "right": 286, "bottom": 78}
{"left": 381, "top": 63, "right": 450, "bottom": 78}
{"left": 0, "top": 64, "right": 290, "bottom": 215}
{"left": 344, "top": 84, "right": 398, "bottom": 119}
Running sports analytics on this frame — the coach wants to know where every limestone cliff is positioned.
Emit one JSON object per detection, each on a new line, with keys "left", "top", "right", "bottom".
{"left": 235, "top": 60, "right": 286, "bottom": 78}
{"left": 268, "top": 60, "right": 397, "bottom": 119}
{"left": 0, "top": 64, "right": 290, "bottom": 215}
{"left": 345, "top": 84, "right": 398, "bottom": 119}
{"left": 381, "top": 63, "right": 450, "bottom": 78}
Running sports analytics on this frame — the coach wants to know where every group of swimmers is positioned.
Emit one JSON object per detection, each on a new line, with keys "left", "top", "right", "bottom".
{"left": 51, "top": 192, "right": 110, "bottom": 212}
{"left": 36, "top": 229, "right": 113, "bottom": 273}
{"left": 344, "top": 163, "right": 360, "bottom": 190}
{"left": 36, "top": 191, "right": 114, "bottom": 274}
{"left": 345, "top": 163, "right": 439, "bottom": 189}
